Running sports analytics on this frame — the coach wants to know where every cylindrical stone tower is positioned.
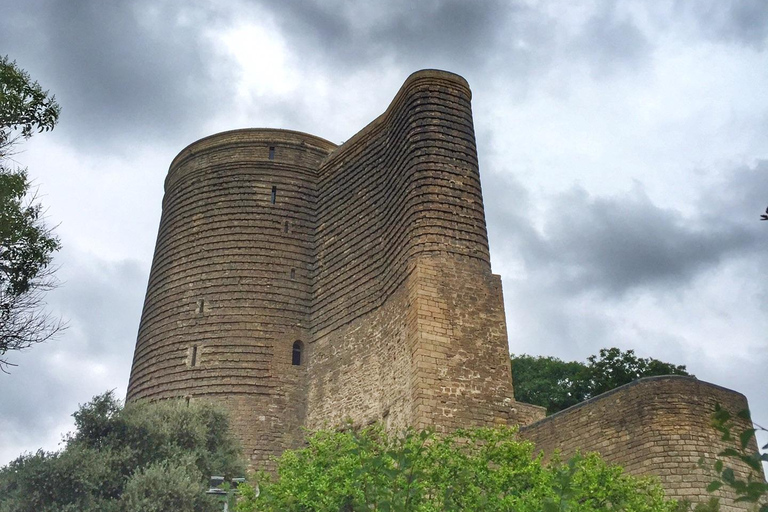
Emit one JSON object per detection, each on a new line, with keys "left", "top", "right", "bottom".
{"left": 127, "top": 129, "right": 337, "bottom": 467}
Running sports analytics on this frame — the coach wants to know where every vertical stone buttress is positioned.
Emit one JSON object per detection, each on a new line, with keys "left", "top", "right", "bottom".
{"left": 307, "top": 70, "right": 527, "bottom": 432}
{"left": 127, "top": 129, "right": 336, "bottom": 468}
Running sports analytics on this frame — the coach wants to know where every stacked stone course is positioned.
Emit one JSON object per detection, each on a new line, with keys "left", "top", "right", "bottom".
{"left": 128, "top": 69, "right": 761, "bottom": 507}
{"left": 521, "top": 376, "right": 760, "bottom": 512}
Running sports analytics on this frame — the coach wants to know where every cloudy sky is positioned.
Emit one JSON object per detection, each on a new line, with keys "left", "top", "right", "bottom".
{"left": 1, "top": 0, "right": 766, "bottom": 464}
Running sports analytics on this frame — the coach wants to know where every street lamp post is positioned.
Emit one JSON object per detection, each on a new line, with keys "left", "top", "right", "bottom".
{"left": 206, "top": 476, "right": 246, "bottom": 512}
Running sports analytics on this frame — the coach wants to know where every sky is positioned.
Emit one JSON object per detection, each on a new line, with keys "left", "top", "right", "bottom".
{"left": 1, "top": 0, "right": 766, "bottom": 465}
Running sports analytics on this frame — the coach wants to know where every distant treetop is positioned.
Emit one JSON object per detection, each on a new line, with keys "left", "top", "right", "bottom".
{"left": 511, "top": 347, "right": 690, "bottom": 414}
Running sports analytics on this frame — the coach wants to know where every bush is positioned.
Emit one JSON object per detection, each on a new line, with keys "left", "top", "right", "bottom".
{"left": 0, "top": 392, "right": 244, "bottom": 512}
{"left": 236, "top": 425, "right": 678, "bottom": 512}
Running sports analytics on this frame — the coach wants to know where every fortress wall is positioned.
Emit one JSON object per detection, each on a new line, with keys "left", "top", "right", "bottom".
{"left": 408, "top": 255, "right": 534, "bottom": 431}
{"left": 127, "top": 129, "right": 336, "bottom": 468}
{"left": 520, "top": 376, "right": 760, "bottom": 511}
{"left": 312, "top": 70, "right": 490, "bottom": 338}
{"left": 304, "top": 265, "right": 417, "bottom": 431}
{"left": 305, "top": 70, "right": 519, "bottom": 432}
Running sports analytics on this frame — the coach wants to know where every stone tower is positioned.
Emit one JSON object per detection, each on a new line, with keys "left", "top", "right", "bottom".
{"left": 128, "top": 70, "right": 537, "bottom": 467}
{"left": 128, "top": 69, "right": 760, "bottom": 509}
{"left": 127, "top": 129, "right": 335, "bottom": 461}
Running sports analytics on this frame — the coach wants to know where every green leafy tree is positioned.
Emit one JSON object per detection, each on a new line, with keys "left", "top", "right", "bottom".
{"left": 509, "top": 354, "right": 590, "bottom": 413}
{"left": 236, "top": 425, "right": 678, "bottom": 512}
{"left": 0, "top": 55, "right": 62, "bottom": 371}
{"left": 511, "top": 348, "right": 690, "bottom": 414}
{"left": 0, "top": 391, "right": 245, "bottom": 512}
{"left": 586, "top": 347, "right": 689, "bottom": 396}
{"left": 0, "top": 56, "right": 60, "bottom": 144}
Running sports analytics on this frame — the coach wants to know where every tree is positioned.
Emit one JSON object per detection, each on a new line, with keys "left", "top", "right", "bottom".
{"left": 0, "top": 55, "right": 62, "bottom": 371}
{"left": 235, "top": 425, "right": 679, "bottom": 512}
{"left": 508, "top": 354, "right": 590, "bottom": 413}
{"left": 511, "top": 348, "right": 690, "bottom": 414}
{"left": 0, "top": 56, "right": 60, "bottom": 146}
{"left": 0, "top": 392, "right": 245, "bottom": 511}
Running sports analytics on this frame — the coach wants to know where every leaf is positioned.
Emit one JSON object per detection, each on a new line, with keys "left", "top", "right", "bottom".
{"left": 706, "top": 481, "right": 722, "bottom": 492}
{"left": 719, "top": 448, "right": 740, "bottom": 458}
{"left": 714, "top": 460, "right": 723, "bottom": 473}
{"left": 739, "top": 428, "right": 756, "bottom": 450}
{"left": 738, "top": 454, "right": 762, "bottom": 472}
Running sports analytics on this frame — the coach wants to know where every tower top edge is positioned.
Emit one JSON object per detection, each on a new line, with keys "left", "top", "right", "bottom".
{"left": 169, "top": 128, "right": 338, "bottom": 170}
{"left": 403, "top": 69, "right": 471, "bottom": 94}
{"left": 323, "top": 69, "right": 472, "bottom": 165}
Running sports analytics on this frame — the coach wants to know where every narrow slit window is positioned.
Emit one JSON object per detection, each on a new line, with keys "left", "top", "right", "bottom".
{"left": 271, "top": 186, "right": 277, "bottom": 204}
{"left": 190, "top": 345, "right": 198, "bottom": 367}
{"left": 290, "top": 268, "right": 296, "bottom": 279}
{"left": 268, "top": 146, "right": 275, "bottom": 160}
{"left": 284, "top": 220, "right": 289, "bottom": 233}
{"left": 292, "top": 340, "right": 303, "bottom": 366}
{"left": 196, "top": 298, "right": 205, "bottom": 315}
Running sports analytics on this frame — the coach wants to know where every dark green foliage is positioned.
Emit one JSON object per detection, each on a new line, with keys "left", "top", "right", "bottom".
{"left": 509, "top": 354, "right": 590, "bottom": 413}
{"left": 0, "top": 170, "right": 62, "bottom": 372}
{"left": 0, "top": 170, "right": 60, "bottom": 299}
{"left": 511, "top": 348, "right": 690, "bottom": 414}
{"left": 0, "top": 391, "right": 245, "bottom": 512}
{"left": 586, "top": 347, "right": 689, "bottom": 397}
{"left": 705, "top": 405, "right": 768, "bottom": 511}
{"left": 0, "top": 56, "right": 62, "bottom": 371}
{"left": 120, "top": 458, "right": 214, "bottom": 512}
{"left": 0, "top": 55, "right": 60, "bottom": 145}
{"left": 236, "top": 425, "right": 678, "bottom": 512}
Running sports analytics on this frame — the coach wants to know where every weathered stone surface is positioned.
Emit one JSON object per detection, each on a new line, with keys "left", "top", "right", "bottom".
{"left": 521, "top": 377, "right": 761, "bottom": 512}
{"left": 127, "top": 70, "right": 761, "bottom": 507}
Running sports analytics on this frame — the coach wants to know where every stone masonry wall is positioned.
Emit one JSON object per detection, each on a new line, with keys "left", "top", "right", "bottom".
{"left": 305, "top": 265, "right": 416, "bottom": 431}
{"left": 520, "top": 376, "right": 761, "bottom": 511}
{"left": 127, "top": 129, "right": 336, "bottom": 469}
{"left": 408, "top": 255, "right": 541, "bottom": 431}
{"left": 312, "top": 70, "right": 490, "bottom": 338}
{"left": 305, "top": 70, "right": 526, "bottom": 433}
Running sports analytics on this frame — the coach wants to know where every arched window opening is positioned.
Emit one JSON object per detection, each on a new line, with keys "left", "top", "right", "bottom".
{"left": 292, "top": 340, "right": 303, "bottom": 366}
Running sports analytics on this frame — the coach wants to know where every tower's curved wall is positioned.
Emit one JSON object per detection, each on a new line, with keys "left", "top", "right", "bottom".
{"left": 305, "top": 70, "right": 518, "bottom": 432}
{"left": 312, "top": 70, "right": 490, "bottom": 336}
{"left": 127, "top": 129, "right": 336, "bottom": 466}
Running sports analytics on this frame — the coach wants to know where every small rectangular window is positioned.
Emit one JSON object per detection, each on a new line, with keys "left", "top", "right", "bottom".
{"left": 290, "top": 268, "right": 296, "bottom": 279}
{"left": 284, "top": 221, "right": 289, "bottom": 233}
{"left": 271, "top": 186, "right": 277, "bottom": 204}
{"left": 269, "top": 146, "right": 275, "bottom": 160}
{"left": 196, "top": 298, "right": 205, "bottom": 315}
{"left": 189, "top": 345, "right": 198, "bottom": 367}
{"left": 292, "top": 341, "right": 303, "bottom": 366}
